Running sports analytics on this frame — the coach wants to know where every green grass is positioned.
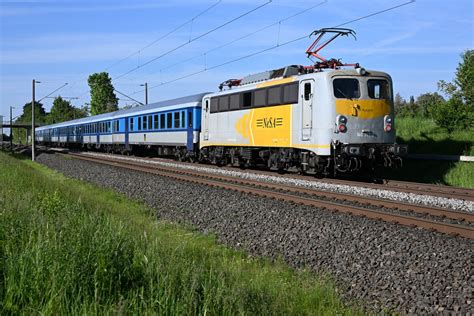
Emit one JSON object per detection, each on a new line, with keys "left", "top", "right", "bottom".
{"left": 396, "top": 117, "right": 474, "bottom": 155}
{"left": 388, "top": 117, "right": 474, "bottom": 188}
{"left": 0, "top": 152, "right": 360, "bottom": 315}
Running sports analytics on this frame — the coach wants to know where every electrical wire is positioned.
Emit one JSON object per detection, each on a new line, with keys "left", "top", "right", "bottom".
{"left": 37, "top": 83, "right": 69, "bottom": 102}
{"left": 138, "top": 0, "right": 415, "bottom": 93}
{"left": 113, "top": 0, "right": 273, "bottom": 81}
{"left": 105, "top": 0, "right": 222, "bottom": 71}
{"left": 148, "top": 0, "right": 328, "bottom": 75}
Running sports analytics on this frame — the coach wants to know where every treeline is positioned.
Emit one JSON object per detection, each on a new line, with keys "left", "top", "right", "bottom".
{"left": 12, "top": 72, "right": 119, "bottom": 144}
{"left": 395, "top": 50, "right": 473, "bottom": 133}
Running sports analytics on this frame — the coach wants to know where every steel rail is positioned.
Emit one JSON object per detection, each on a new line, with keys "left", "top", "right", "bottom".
{"left": 63, "top": 153, "right": 474, "bottom": 239}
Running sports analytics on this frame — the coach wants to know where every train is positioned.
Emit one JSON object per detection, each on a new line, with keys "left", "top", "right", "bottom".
{"left": 36, "top": 29, "right": 408, "bottom": 176}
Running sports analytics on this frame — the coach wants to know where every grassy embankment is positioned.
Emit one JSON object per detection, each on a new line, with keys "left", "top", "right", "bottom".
{"left": 0, "top": 152, "right": 360, "bottom": 315}
{"left": 388, "top": 117, "right": 474, "bottom": 188}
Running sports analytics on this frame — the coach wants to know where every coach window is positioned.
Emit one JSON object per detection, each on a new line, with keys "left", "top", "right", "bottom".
{"left": 143, "top": 116, "right": 147, "bottom": 130}
{"left": 167, "top": 113, "right": 172, "bottom": 129}
{"left": 154, "top": 115, "right": 158, "bottom": 130}
{"left": 242, "top": 92, "right": 252, "bottom": 108}
{"left": 283, "top": 83, "right": 299, "bottom": 103}
{"left": 130, "top": 118, "right": 134, "bottom": 131}
{"left": 210, "top": 98, "right": 219, "bottom": 113}
{"left": 268, "top": 86, "right": 282, "bottom": 105}
{"left": 160, "top": 114, "right": 165, "bottom": 129}
{"left": 148, "top": 116, "right": 152, "bottom": 130}
{"left": 367, "top": 79, "right": 390, "bottom": 100}
{"left": 333, "top": 78, "right": 360, "bottom": 99}
{"left": 174, "top": 112, "right": 180, "bottom": 128}
{"left": 188, "top": 111, "right": 193, "bottom": 128}
{"left": 218, "top": 96, "right": 229, "bottom": 112}
{"left": 181, "top": 111, "right": 185, "bottom": 128}
{"left": 253, "top": 89, "right": 266, "bottom": 107}
{"left": 138, "top": 117, "right": 142, "bottom": 131}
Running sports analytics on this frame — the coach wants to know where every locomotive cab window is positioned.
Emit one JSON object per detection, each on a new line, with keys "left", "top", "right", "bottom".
{"left": 367, "top": 79, "right": 390, "bottom": 100}
{"left": 333, "top": 78, "right": 360, "bottom": 99}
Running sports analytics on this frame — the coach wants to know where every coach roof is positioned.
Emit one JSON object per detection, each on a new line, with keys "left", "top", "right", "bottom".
{"left": 37, "top": 92, "right": 210, "bottom": 130}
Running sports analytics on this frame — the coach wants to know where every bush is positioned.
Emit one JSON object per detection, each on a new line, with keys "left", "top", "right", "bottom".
{"left": 430, "top": 96, "right": 473, "bottom": 133}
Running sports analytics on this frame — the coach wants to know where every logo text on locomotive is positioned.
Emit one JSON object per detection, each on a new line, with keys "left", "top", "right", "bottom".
{"left": 256, "top": 117, "right": 283, "bottom": 129}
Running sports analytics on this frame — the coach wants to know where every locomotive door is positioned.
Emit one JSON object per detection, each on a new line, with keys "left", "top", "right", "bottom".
{"left": 203, "top": 97, "right": 210, "bottom": 141}
{"left": 300, "top": 79, "right": 314, "bottom": 141}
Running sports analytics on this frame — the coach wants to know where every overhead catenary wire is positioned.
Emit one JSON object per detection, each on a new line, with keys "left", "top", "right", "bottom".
{"left": 147, "top": 0, "right": 328, "bottom": 76}
{"left": 105, "top": 0, "right": 222, "bottom": 72}
{"left": 37, "top": 83, "right": 69, "bottom": 102}
{"left": 138, "top": 0, "right": 415, "bottom": 94}
{"left": 114, "top": 89, "right": 145, "bottom": 106}
{"left": 113, "top": 0, "right": 273, "bottom": 81}
{"left": 63, "top": 1, "right": 222, "bottom": 102}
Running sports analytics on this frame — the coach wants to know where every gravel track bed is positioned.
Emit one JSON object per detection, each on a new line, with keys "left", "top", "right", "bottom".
{"left": 82, "top": 152, "right": 474, "bottom": 213}
{"left": 37, "top": 153, "right": 473, "bottom": 314}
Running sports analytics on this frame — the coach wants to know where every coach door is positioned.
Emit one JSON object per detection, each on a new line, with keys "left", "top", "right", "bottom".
{"left": 300, "top": 79, "right": 314, "bottom": 140}
{"left": 203, "top": 97, "right": 210, "bottom": 141}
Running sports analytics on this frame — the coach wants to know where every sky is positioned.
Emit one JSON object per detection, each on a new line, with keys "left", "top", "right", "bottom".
{"left": 0, "top": 0, "right": 473, "bottom": 123}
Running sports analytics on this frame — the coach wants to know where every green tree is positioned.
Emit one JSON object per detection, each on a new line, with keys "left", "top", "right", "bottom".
{"left": 455, "top": 50, "right": 473, "bottom": 106}
{"left": 433, "top": 51, "right": 474, "bottom": 132}
{"left": 13, "top": 101, "right": 47, "bottom": 143}
{"left": 87, "top": 72, "right": 118, "bottom": 115}
{"left": 430, "top": 96, "right": 472, "bottom": 133}
{"left": 47, "top": 96, "right": 88, "bottom": 124}
{"left": 416, "top": 92, "right": 445, "bottom": 117}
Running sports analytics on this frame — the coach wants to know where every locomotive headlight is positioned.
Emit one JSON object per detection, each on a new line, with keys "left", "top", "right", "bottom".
{"left": 336, "top": 115, "right": 348, "bottom": 133}
{"left": 384, "top": 115, "right": 392, "bottom": 132}
{"left": 356, "top": 67, "right": 366, "bottom": 76}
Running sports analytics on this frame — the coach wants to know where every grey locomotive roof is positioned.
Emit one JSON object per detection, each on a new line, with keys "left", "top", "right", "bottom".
{"left": 38, "top": 92, "right": 210, "bottom": 130}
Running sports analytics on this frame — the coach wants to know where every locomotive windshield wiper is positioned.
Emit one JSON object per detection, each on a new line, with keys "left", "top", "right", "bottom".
{"left": 336, "top": 88, "right": 353, "bottom": 100}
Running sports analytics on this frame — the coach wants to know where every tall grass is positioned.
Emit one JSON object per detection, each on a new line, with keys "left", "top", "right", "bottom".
{"left": 396, "top": 117, "right": 474, "bottom": 155}
{"left": 0, "top": 152, "right": 359, "bottom": 314}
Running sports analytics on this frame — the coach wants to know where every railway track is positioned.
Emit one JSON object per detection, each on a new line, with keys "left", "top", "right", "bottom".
{"left": 62, "top": 152, "right": 474, "bottom": 239}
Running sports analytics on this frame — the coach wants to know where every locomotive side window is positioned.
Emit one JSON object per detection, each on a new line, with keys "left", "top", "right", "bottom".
{"left": 333, "top": 78, "right": 360, "bottom": 99}
{"left": 253, "top": 89, "right": 266, "bottom": 107}
{"left": 229, "top": 94, "right": 240, "bottom": 110}
{"left": 242, "top": 92, "right": 252, "bottom": 108}
{"left": 283, "top": 83, "right": 299, "bottom": 103}
{"left": 219, "top": 96, "right": 229, "bottom": 111}
{"left": 367, "top": 79, "right": 390, "bottom": 99}
{"left": 210, "top": 98, "right": 219, "bottom": 113}
{"left": 268, "top": 86, "right": 282, "bottom": 105}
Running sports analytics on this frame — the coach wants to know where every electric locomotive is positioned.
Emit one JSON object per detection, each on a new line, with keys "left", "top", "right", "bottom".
{"left": 36, "top": 28, "right": 407, "bottom": 176}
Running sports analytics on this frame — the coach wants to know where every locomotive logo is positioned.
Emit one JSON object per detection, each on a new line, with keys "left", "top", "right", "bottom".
{"left": 256, "top": 117, "right": 283, "bottom": 128}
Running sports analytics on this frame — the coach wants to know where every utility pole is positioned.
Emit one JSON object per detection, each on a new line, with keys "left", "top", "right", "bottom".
{"left": 10, "top": 106, "right": 13, "bottom": 148}
{"left": 141, "top": 83, "right": 148, "bottom": 104}
{"left": 32, "top": 79, "right": 40, "bottom": 161}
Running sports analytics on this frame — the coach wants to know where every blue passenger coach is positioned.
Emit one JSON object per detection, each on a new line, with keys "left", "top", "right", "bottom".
{"left": 36, "top": 93, "right": 208, "bottom": 157}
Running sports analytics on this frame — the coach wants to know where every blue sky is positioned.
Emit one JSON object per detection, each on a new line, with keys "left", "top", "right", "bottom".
{"left": 1, "top": 0, "right": 473, "bottom": 122}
